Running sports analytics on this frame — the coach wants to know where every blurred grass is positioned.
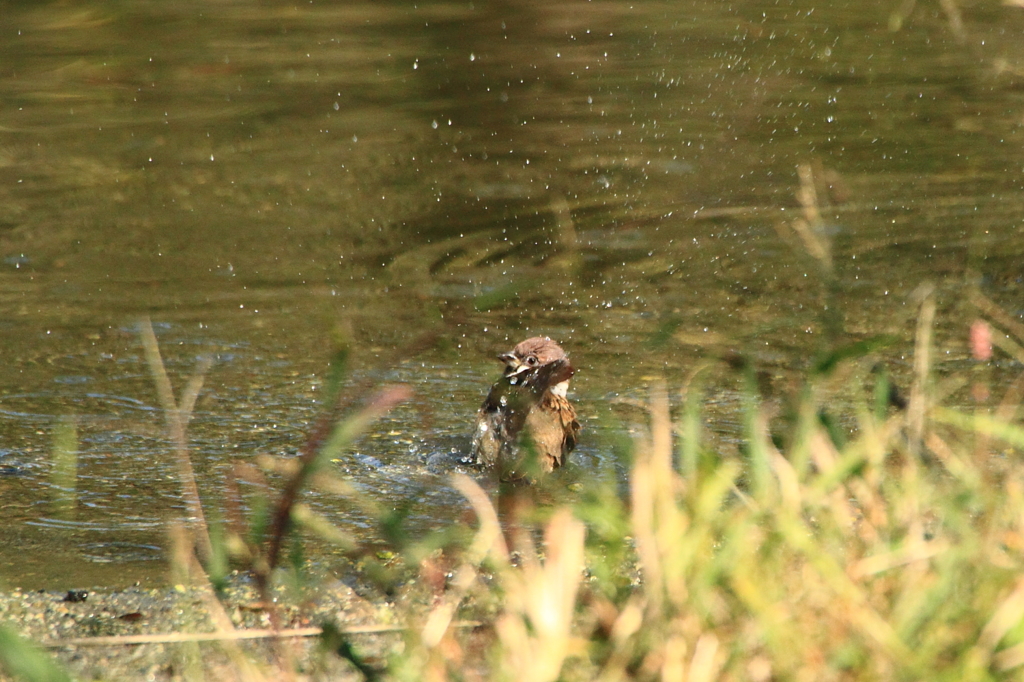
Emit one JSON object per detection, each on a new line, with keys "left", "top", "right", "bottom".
{"left": 389, "top": 304, "right": 1024, "bottom": 681}
{"left": 10, "top": 305, "right": 1024, "bottom": 682}
{"left": 0, "top": 626, "right": 71, "bottom": 682}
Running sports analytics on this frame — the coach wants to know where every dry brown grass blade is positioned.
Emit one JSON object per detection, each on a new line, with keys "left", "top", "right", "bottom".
{"left": 776, "top": 514, "right": 916, "bottom": 667}
{"left": 139, "top": 318, "right": 181, "bottom": 423}
{"left": 770, "top": 450, "right": 802, "bottom": 510}
{"left": 971, "top": 289, "right": 1024, "bottom": 345}
{"left": 907, "top": 284, "right": 936, "bottom": 456}
{"left": 688, "top": 633, "right": 723, "bottom": 682}
{"left": 925, "top": 432, "right": 981, "bottom": 490}
{"left": 419, "top": 474, "right": 509, "bottom": 648}
{"left": 180, "top": 356, "right": 214, "bottom": 423}
{"left": 790, "top": 163, "right": 831, "bottom": 269}
{"left": 442, "top": 475, "right": 587, "bottom": 682}
{"left": 48, "top": 622, "right": 482, "bottom": 647}
{"left": 796, "top": 163, "right": 822, "bottom": 227}
{"left": 988, "top": 324, "right": 1024, "bottom": 367}
{"left": 138, "top": 316, "right": 214, "bottom": 563}
{"left": 994, "top": 642, "right": 1024, "bottom": 672}
{"left": 495, "top": 507, "right": 586, "bottom": 682}
{"left": 932, "top": 408, "right": 1024, "bottom": 449}
{"left": 451, "top": 473, "right": 510, "bottom": 565}
{"left": 417, "top": 474, "right": 508, "bottom": 664}
{"left": 848, "top": 537, "right": 950, "bottom": 580}
{"left": 974, "top": 577, "right": 1024, "bottom": 671}
{"left": 52, "top": 628, "right": 325, "bottom": 648}
{"left": 994, "top": 370, "right": 1024, "bottom": 441}
{"left": 168, "top": 523, "right": 269, "bottom": 682}
{"left": 630, "top": 386, "right": 667, "bottom": 616}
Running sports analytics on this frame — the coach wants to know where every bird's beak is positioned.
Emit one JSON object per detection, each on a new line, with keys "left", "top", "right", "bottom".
{"left": 497, "top": 352, "right": 529, "bottom": 376}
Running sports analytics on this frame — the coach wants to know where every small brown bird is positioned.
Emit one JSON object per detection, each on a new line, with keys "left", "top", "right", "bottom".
{"left": 472, "top": 336, "right": 580, "bottom": 478}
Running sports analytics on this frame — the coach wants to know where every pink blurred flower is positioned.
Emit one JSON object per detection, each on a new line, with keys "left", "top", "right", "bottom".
{"left": 970, "top": 319, "right": 992, "bottom": 361}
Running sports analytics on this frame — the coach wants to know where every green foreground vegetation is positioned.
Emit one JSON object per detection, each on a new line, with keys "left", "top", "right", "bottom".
{"left": 4, "top": 293, "right": 1024, "bottom": 682}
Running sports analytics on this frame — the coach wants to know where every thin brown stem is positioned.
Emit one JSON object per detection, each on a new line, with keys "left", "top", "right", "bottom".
{"left": 139, "top": 317, "right": 214, "bottom": 563}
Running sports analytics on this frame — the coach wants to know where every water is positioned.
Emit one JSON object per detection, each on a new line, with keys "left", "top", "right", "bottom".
{"left": 1, "top": 0, "right": 1022, "bottom": 588}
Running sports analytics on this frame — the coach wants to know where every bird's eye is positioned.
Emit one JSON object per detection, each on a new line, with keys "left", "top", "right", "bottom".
{"left": 527, "top": 356, "right": 538, "bottom": 365}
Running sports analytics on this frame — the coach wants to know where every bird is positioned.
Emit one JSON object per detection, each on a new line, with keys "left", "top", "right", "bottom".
{"left": 471, "top": 336, "right": 580, "bottom": 478}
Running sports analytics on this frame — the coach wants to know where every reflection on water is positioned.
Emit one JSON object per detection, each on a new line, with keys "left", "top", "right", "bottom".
{"left": 1, "top": 0, "right": 1024, "bottom": 587}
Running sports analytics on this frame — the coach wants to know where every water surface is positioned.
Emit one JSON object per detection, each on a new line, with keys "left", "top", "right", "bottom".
{"left": 2, "top": 0, "right": 1023, "bottom": 587}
